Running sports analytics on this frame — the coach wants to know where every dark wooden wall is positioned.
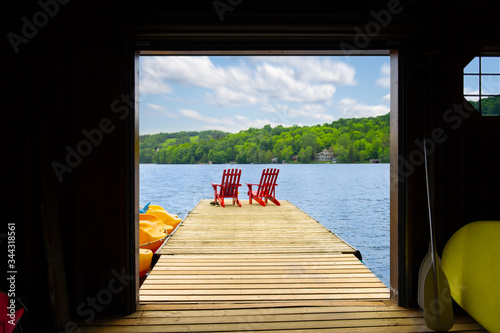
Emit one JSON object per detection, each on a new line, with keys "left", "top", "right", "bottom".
{"left": 4, "top": 3, "right": 138, "bottom": 331}
{"left": 3, "top": 0, "right": 499, "bottom": 331}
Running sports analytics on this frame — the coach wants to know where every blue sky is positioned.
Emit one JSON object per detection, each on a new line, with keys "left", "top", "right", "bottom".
{"left": 139, "top": 55, "right": 392, "bottom": 134}
{"left": 463, "top": 56, "right": 500, "bottom": 100}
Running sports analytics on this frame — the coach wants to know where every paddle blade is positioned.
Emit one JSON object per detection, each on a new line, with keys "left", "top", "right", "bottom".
{"left": 418, "top": 243, "right": 432, "bottom": 309}
{"left": 423, "top": 259, "right": 454, "bottom": 331}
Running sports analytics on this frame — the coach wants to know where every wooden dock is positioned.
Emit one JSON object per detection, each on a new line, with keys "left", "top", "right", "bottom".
{"left": 81, "top": 200, "right": 485, "bottom": 332}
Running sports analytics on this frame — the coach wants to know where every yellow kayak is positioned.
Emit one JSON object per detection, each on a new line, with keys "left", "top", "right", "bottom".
{"left": 139, "top": 220, "right": 169, "bottom": 253}
{"left": 442, "top": 220, "right": 500, "bottom": 333}
{"left": 139, "top": 248, "right": 153, "bottom": 277}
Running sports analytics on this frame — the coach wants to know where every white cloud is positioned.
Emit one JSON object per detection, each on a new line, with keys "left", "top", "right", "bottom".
{"left": 139, "top": 56, "right": 392, "bottom": 133}
{"left": 140, "top": 56, "right": 341, "bottom": 109}
{"left": 234, "top": 115, "right": 280, "bottom": 130}
{"left": 261, "top": 103, "right": 335, "bottom": 122}
{"left": 205, "top": 86, "right": 259, "bottom": 107}
{"left": 463, "top": 87, "right": 480, "bottom": 101}
{"left": 254, "top": 63, "right": 336, "bottom": 104}
{"left": 140, "top": 56, "right": 253, "bottom": 94}
{"left": 146, "top": 103, "right": 165, "bottom": 110}
{"left": 139, "top": 67, "right": 172, "bottom": 95}
{"left": 142, "top": 56, "right": 227, "bottom": 88}
{"left": 376, "top": 63, "right": 391, "bottom": 88}
{"left": 337, "top": 98, "right": 389, "bottom": 118}
{"left": 142, "top": 103, "right": 179, "bottom": 118}
{"left": 177, "top": 111, "right": 278, "bottom": 132}
{"left": 381, "top": 93, "right": 391, "bottom": 103}
{"left": 179, "top": 109, "right": 233, "bottom": 125}
{"left": 249, "top": 56, "right": 357, "bottom": 85}
{"left": 163, "top": 95, "right": 197, "bottom": 104}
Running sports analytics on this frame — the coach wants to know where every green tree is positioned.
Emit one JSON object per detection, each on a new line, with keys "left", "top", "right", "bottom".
{"left": 300, "top": 133, "right": 318, "bottom": 150}
{"left": 139, "top": 113, "right": 390, "bottom": 164}
{"left": 282, "top": 145, "right": 294, "bottom": 163}
{"left": 298, "top": 146, "right": 313, "bottom": 163}
{"left": 347, "top": 145, "right": 357, "bottom": 163}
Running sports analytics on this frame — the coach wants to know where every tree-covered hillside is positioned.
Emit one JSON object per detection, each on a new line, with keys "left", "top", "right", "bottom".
{"left": 139, "top": 113, "right": 390, "bottom": 164}
{"left": 468, "top": 96, "right": 500, "bottom": 116}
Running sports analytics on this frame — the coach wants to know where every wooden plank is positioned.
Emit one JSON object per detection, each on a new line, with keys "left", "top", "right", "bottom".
{"left": 157, "top": 200, "right": 358, "bottom": 256}
{"left": 138, "top": 305, "right": 413, "bottom": 317}
{"left": 139, "top": 300, "right": 390, "bottom": 310}
{"left": 154, "top": 255, "right": 358, "bottom": 259}
{"left": 153, "top": 260, "right": 362, "bottom": 265}
{"left": 157, "top": 253, "right": 357, "bottom": 258}
{"left": 140, "top": 287, "right": 389, "bottom": 294}
{"left": 148, "top": 270, "right": 378, "bottom": 280}
{"left": 106, "top": 310, "right": 426, "bottom": 325}
{"left": 142, "top": 278, "right": 384, "bottom": 284}
{"left": 140, "top": 283, "right": 387, "bottom": 289}
{"left": 147, "top": 265, "right": 378, "bottom": 272}
{"left": 81, "top": 317, "right": 484, "bottom": 332}
{"left": 138, "top": 294, "right": 391, "bottom": 302}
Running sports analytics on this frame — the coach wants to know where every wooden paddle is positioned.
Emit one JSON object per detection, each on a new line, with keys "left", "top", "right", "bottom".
{"left": 417, "top": 242, "right": 431, "bottom": 309}
{"left": 418, "top": 138, "right": 454, "bottom": 331}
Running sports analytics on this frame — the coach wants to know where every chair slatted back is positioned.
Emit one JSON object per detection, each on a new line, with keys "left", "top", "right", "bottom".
{"left": 220, "top": 169, "right": 241, "bottom": 197}
{"left": 256, "top": 168, "right": 279, "bottom": 197}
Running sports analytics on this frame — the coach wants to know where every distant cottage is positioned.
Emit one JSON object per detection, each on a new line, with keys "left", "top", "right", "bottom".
{"left": 316, "top": 149, "right": 335, "bottom": 162}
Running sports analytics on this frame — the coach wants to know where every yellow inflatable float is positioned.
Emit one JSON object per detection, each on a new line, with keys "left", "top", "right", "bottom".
{"left": 146, "top": 205, "right": 182, "bottom": 230}
{"left": 442, "top": 220, "right": 500, "bottom": 333}
{"left": 139, "top": 248, "right": 153, "bottom": 277}
{"left": 140, "top": 213, "right": 162, "bottom": 223}
{"left": 149, "top": 204, "right": 179, "bottom": 218}
{"left": 140, "top": 213, "right": 175, "bottom": 233}
{"left": 138, "top": 203, "right": 181, "bottom": 277}
{"left": 139, "top": 220, "right": 169, "bottom": 253}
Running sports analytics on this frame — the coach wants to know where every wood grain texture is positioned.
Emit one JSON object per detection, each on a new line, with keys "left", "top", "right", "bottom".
{"left": 80, "top": 200, "right": 484, "bottom": 332}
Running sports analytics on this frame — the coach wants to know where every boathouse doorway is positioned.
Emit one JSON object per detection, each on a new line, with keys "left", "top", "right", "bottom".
{"left": 135, "top": 51, "right": 401, "bottom": 303}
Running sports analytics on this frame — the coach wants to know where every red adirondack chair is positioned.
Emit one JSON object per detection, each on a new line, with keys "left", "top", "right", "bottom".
{"left": 246, "top": 168, "right": 280, "bottom": 206}
{"left": 211, "top": 169, "right": 242, "bottom": 207}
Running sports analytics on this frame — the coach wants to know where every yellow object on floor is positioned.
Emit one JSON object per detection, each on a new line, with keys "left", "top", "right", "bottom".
{"left": 140, "top": 213, "right": 162, "bottom": 222}
{"left": 139, "top": 220, "right": 168, "bottom": 253}
{"left": 146, "top": 206, "right": 182, "bottom": 230}
{"left": 442, "top": 220, "right": 500, "bottom": 333}
{"left": 149, "top": 204, "right": 178, "bottom": 218}
{"left": 139, "top": 248, "right": 153, "bottom": 277}
{"left": 140, "top": 213, "right": 176, "bottom": 233}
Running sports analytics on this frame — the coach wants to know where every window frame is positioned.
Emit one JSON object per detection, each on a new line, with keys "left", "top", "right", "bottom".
{"left": 463, "top": 55, "right": 500, "bottom": 115}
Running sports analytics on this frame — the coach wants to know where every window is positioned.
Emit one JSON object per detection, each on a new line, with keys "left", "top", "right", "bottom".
{"left": 464, "top": 55, "right": 500, "bottom": 116}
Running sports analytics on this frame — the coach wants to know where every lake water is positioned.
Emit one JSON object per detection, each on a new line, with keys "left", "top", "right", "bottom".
{"left": 140, "top": 163, "right": 390, "bottom": 287}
